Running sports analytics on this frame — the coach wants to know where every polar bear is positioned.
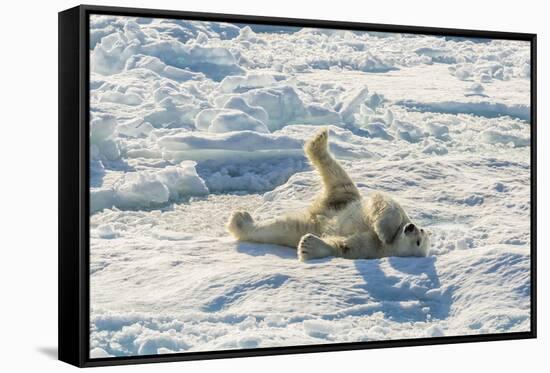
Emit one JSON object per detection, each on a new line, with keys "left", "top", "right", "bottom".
{"left": 227, "top": 128, "right": 430, "bottom": 261}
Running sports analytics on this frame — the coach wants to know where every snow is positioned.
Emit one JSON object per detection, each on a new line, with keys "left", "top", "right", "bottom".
{"left": 90, "top": 347, "right": 113, "bottom": 358}
{"left": 219, "top": 73, "right": 278, "bottom": 93}
{"left": 88, "top": 14, "right": 531, "bottom": 357}
{"left": 223, "top": 96, "right": 269, "bottom": 124}
{"left": 90, "top": 162, "right": 208, "bottom": 213}
{"left": 205, "top": 110, "right": 269, "bottom": 133}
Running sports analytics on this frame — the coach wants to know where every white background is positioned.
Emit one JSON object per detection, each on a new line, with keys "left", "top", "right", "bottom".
{"left": 0, "top": 0, "right": 546, "bottom": 370}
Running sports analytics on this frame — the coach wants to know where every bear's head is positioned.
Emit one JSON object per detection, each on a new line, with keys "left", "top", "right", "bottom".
{"left": 395, "top": 222, "right": 431, "bottom": 257}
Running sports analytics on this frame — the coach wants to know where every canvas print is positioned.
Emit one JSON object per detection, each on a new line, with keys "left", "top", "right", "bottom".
{"left": 88, "top": 14, "right": 531, "bottom": 358}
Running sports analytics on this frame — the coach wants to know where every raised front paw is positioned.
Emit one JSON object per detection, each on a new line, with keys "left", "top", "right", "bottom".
{"left": 304, "top": 128, "right": 329, "bottom": 156}
{"left": 226, "top": 211, "right": 254, "bottom": 239}
{"left": 298, "top": 233, "right": 330, "bottom": 261}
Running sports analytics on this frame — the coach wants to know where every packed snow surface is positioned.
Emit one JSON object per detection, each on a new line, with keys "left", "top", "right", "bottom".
{"left": 89, "top": 15, "right": 531, "bottom": 357}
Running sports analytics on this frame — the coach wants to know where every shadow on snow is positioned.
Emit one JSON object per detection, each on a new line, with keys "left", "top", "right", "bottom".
{"left": 350, "top": 256, "right": 453, "bottom": 323}
{"left": 237, "top": 241, "right": 453, "bottom": 323}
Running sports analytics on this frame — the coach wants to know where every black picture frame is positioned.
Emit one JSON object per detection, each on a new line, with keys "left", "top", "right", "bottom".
{"left": 58, "top": 4, "right": 537, "bottom": 368}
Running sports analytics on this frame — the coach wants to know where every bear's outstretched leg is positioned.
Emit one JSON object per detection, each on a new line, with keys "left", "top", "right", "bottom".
{"left": 227, "top": 211, "right": 318, "bottom": 248}
{"left": 298, "top": 232, "right": 381, "bottom": 261}
{"left": 226, "top": 211, "right": 255, "bottom": 239}
{"left": 304, "top": 128, "right": 361, "bottom": 214}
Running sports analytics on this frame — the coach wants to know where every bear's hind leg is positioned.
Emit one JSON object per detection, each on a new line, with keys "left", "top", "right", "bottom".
{"left": 304, "top": 128, "right": 361, "bottom": 214}
{"left": 227, "top": 211, "right": 255, "bottom": 240}
{"left": 227, "top": 211, "right": 317, "bottom": 248}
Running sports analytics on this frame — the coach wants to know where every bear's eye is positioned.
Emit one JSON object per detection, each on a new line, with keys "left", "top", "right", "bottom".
{"left": 416, "top": 240, "right": 420, "bottom": 246}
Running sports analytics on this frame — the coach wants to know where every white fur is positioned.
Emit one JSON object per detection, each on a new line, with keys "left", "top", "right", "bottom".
{"left": 227, "top": 128, "right": 430, "bottom": 261}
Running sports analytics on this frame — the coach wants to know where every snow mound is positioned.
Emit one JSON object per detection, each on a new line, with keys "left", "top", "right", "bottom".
{"left": 195, "top": 108, "right": 269, "bottom": 133}
{"left": 91, "top": 21, "right": 244, "bottom": 80}
{"left": 158, "top": 130, "right": 302, "bottom": 152}
{"left": 90, "top": 114, "right": 121, "bottom": 162}
{"left": 396, "top": 99, "right": 530, "bottom": 122}
{"left": 125, "top": 54, "right": 205, "bottom": 82}
{"left": 223, "top": 96, "right": 269, "bottom": 124}
{"left": 91, "top": 162, "right": 208, "bottom": 213}
{"left": 219, "top": 73, "right": 278, "bottom": 93}
{"left": 482, "top": 130, "right": 530, "bottom": 147}
{"left": 242, "top": 85, "right": 341, "bottom": 130}
{"left": 208, "top": 111, "right": 269, "bottom": 133}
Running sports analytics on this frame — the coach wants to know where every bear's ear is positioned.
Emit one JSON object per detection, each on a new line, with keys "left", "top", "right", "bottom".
{"left": 404, "top": 223, "right": 416, "bottom": 235}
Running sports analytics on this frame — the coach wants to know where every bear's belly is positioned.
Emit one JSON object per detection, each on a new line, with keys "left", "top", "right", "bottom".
{"left": 317, "top": 213, "right": 369, "bottom": 237}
